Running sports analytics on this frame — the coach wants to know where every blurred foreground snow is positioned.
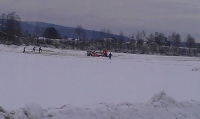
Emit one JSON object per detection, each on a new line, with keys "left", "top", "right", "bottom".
{"left": 1, "top": 92, "right": 200, "bottom": 119}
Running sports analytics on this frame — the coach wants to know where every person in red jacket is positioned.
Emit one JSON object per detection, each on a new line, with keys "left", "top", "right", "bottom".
{"left": 103, "top": 50, "right": 108, "bottom": 57}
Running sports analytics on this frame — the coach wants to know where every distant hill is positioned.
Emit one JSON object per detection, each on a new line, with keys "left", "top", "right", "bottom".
{"left": 21, "top": 21, "right": 128, "bottom": 41}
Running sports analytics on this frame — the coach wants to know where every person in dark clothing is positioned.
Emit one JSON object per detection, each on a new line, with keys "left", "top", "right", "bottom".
{"left": 108, "top": 52, "right": 112, "bottom": 60}
{"left": 39, "top": 47, "right": 42, "bottom": 53}
{"left": 32, "top": 46, "right": 36, "bottom": 52}
{"left": 23, "top": 46, "right": 26, "bottom": 53}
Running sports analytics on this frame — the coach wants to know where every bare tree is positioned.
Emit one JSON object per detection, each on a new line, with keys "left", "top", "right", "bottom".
{"left": 119, "top": 31, "right": 124, "bottom": 49}
{"left": 43, "top": 27, "right": 60, "bottom": 39}
{"left": 99, "top": 28, "right": 106, "bottom": 40}
{"left": 0, "top": 13, "right": 7, "bottom": 41}
{"left": 106, "top": 29, "right": 111, "bottom": 38}
{"left": 155, "top": 32, "right": 165, "bottom": 53}
{"left": 171, "top": 32, "right": 181, "bottom": 48}
{"left": 92, "top": 30, "right": 96, "bottom": 40}
{"left": 137, "top": 39, "right": 144, "bottom": 52}
{"left": 81, "top": 30, "right": 87, "bottom": 40}
{"left": 187, "top": 34, "right": 196, "bottom": 46}
{"left": 5, "top": 12, "right": 22, "bottom": 43}
{"left": 186, "top": 34, "right": 196, "bottom": 56}
{"left": 136, "top": 31, "right": 140, "bottom": 40}
{"left": 119, "top": 31, "right": 124, "bottom": 43}
{"left": 171, "top": 32, "right": 181, "bottom": 55}
{"left": 33, "top": 22, "right": 40, "bottom": 38}
{"left": 0, "top": 13, "right": 6, "bottom": 31}
{"left": 148, "top": 33, "right": 155, "bottom": 43}
{"left": 141, "top": 30, "right": 146, "bottom": 38}
{"left": 75, "top": 25, "right": 83, "bottom": 39}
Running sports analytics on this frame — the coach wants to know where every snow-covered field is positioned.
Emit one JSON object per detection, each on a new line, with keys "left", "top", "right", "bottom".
{"left": 0, "top": 44, "right": 200, "bottom": 119}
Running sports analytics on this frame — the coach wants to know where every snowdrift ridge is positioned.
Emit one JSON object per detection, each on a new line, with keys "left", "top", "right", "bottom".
{"left": 0, "top": 92, "right": 200, "bottom": 119}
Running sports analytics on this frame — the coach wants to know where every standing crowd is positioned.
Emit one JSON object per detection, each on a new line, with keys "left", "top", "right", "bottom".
{"left": 23, "top": 46, "right": 42, "bottom": 53}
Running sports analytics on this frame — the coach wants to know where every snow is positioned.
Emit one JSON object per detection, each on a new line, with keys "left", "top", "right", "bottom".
{"left": 0, "top": 44, "right": 200, "bottom": 119}
{"left": 3, "top": 91, "right": 200, "bottom": 119}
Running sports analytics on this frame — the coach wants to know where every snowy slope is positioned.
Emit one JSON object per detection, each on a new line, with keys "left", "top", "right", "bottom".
{"left": 0, "top": 44, "right": 200, "bottom": 119}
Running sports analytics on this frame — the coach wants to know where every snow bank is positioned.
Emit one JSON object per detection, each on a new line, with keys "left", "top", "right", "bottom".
{"left": 0, "top": 103, "right": 44, "bottom": 119}
{"left": 16, "top": 103, "right": 44, "bottom": 119}
{"left": 147, "top": 91, "right": 176, "bottom": 106}
{"left": 1, "top": 92, "right": 200, "bottom": 119}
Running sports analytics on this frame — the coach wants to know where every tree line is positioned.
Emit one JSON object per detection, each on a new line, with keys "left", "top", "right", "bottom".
{"left": 0, "top": 12, "right": 22, "bottom": 44}
{"left": 0, "top": 12, "right": 199, "bottom": 56}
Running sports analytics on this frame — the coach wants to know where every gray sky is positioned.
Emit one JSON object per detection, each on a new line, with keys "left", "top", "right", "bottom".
{"left": 1, "top": 0, "right": 200, "bottom": 41}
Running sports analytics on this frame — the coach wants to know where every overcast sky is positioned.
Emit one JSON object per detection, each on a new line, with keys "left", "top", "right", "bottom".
{"left": 1, "top": 0, "right": 200, "bottom": 41}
